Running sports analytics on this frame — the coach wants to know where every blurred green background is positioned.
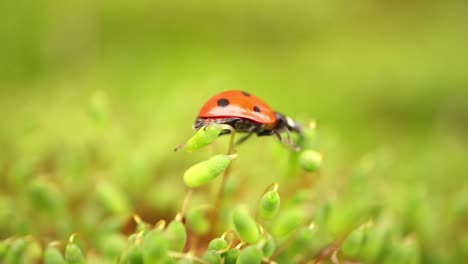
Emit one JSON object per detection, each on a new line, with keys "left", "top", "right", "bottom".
{"left": 0, "top": 0, "right": 467, "bottom": 262}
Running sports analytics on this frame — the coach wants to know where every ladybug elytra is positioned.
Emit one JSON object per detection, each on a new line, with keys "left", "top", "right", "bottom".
{"left": 193, "top": 90, "right": 302, "bottom": 149}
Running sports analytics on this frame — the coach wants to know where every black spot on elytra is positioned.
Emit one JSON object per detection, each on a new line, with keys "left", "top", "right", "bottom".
{"left": 253, "top": 106, "right": 261, "bottom": 112}
{"left": 217, "top": 98, "right": 230, "bottom": 107}
{"left": 241, "top": 91, "right": 251, "bottom": 96}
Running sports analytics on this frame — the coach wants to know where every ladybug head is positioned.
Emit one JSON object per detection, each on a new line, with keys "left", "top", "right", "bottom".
{"left": 274, "top": 112, "right": 302, "bottom": 135}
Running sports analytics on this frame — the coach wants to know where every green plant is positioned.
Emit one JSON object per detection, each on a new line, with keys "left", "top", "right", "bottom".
{"left": 0, "top": 97, "right": 464, "bottom": 264}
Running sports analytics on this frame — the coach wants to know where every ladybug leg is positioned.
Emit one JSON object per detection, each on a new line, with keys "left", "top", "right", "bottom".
{"left": 235, "top": 132, "right": 254, "bottom": 145}
{"left": 274, "top": 129, "right": 301, "bottom": 151}
{"left": 235, "top": 126, "right": 257, "bottom": 145}
{"left": 285, "top": 129, "right": 301, "bottom": 151}
{"left": 273, "top": 130, "right": 284, "bottom": 143}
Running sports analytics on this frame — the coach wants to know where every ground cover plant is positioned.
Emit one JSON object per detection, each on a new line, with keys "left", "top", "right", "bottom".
{"left": 1, "top": 1, "right": 467, "bottom": 263}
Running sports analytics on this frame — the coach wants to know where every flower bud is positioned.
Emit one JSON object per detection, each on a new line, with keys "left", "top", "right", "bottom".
{"left": 186, "top": 207, "right": 209, "bottom": 235}
{"left": 202, "top": 250, "right": 221, "bottom": 264}
{"left": 44, "top": 245, "right": 66, "bottom": 264}
{"left": 96, "top": 181, "right": 130, "bottom": 215}
{"left": 223, "top": 248, "right": 239, "bottom": 264}
{"left": 142, "top": 229, "right": 169, "bottom": 262}
{"left": 232, "top": 207, "right": 260, "bottom": 244}
{"left": 182, "top": 124, "right": 227, "bottom": 152}
{"left": 236, "top": 245, "right": 262, "bottom": 264}
{"left": 208, "top": 238, "right": 227, "bottom": 251}
{"left": 165, "top": 219, "right": 187, "bottom": 251}
{"left": 28, "top": 178, "right": 63, "bottom": 213}
{"left": 127, "top": 245, "right": 144, "bottom": 264}
{"left": 341, "top": 225, "right": 365, "bottom": 259}
{"left": 65, "top": 240, "right": 85, "bottom": 264}
{"left": 4, "top": 238, "right": 27, "bottom": 264}
{"left": 258, "top": 191, "right": 280, "bottom": 220}
{"left": 272, "top": 208, "right": 306, "bottom": 238}
{"left": 299, "top": 150, "right": 322, "bottom": 172}
{"left": 261, "top": 233, "right": 276, "bottom": 258}
{"left": 183, "top": 154, "right": 237, "bottom": 188}
{"left": 98, "top": 233, "right": 127, "bottom": 260}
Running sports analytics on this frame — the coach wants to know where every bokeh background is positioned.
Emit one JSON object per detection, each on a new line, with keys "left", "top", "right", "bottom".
{"left": 1, "top": 0, "right": 467, "bottom": 263}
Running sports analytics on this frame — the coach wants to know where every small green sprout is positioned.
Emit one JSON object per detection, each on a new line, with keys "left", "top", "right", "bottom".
{"left": 202, "top": 250, "right": 221, "bottom": 264}
{"left": 126, "top": 245, "right": 144, "bottom": 264}
{"left": 183, "top": 154, "right": 237, "bottom": 188}
{"left": 96, "top": 181, "right": 130, "bottom": 215}
{"left": 176, "top": 124, "right": 232, "bottom": 152}
{"left": 208, "top": 238, "right": 228, "bottom": 251}
{"left": 232, "top": 207, "right": 260, "bottom": 244}
{"left": 272, "top": 208, "right": 306, "bottom": 238}
{"left": 165, "top": 214, "right": 187, "bottom": 251}
{"left": 65, "top": 234, "right": 85, "bottom": 264}
{"left": 342, "top": 224, "right": 366, "bottom": 259}
{"left": 236, "top": 245, "right": 263, "bottom": 264}
{"left": 4, "top": 238, "right": 27, "bottom": 264}
{"left": 260, "top": 233, "right": 276, "bottom": 259}
{"left": 258, "top": 187, "right": 281, "bottom": 220}
{"left": 44, "top": 243, "right": 66, "bottom": 264}
{"left": 142, "top": 229, "right": 169, "bottom": 262}
{"left": 223, "top": 248, "right": 240, "bottom": 264}
{"left": 186, "top": 206, "right": 210, "bottom": 235}
{"left": 298, "top": 149, "right": 322, "bottom": 172}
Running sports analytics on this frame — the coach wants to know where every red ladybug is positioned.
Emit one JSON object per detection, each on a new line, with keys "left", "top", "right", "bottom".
{"left": 193, "top": 90, "right": 302, "bottom": 149}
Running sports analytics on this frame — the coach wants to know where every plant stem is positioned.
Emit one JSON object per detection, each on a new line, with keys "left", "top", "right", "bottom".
{"left": 210, "top": 129, "right": 236, "bottom": 235}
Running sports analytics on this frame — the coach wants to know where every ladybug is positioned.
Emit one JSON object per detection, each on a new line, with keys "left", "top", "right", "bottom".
{"left": 193, "top": 90, "right": 302, "bottom": 149}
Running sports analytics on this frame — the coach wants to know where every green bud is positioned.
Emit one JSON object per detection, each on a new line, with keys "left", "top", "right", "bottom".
{"left": 96, "top": 181, "right": 130, "bottom": 215}
{"left": 360, "top": 221, "right": 390, "bottom": 262}
{"left": 98, "top": 233, "right": 127, "bottom": 260}
{"left": 127, "top": 245, "right": 144, "bottom": 264}
{"left": 44, "top": 246, "right": 66, "bottom": 264}
{"left": 183, "top": 124, "right": 227, "bottom": 152}
{"left": 142, "top": 229, "right": 170, "bottom": 262}
{"left": 208, "top": 238, "right": 227, "bottom": 251}
{"left": 4, "top": 238, "right": 27, "bottom": 264}
{"left": 223, "top": 248, "right": 239, "bottom": 264}
{"left": 299, "top": 150, "right": 322, "bottom": 172}
{"left": 261, "top": 233, "right": 276, "bottom": 258}
{"left": 326, "top": 201, "right": 373, "bottom": 236}
{"left": 28, "top": 178, "right": 63, "bottom": 213}
{"left": 186, "top": 207, "right": 209, "bottom": 235}
{"left": 202, "top": 250, "right": 221, "bottom": 264}
{"left": 276, "top": 225, "right": 332, "bottom": 262}
{"left": 341, "top": 226, "right": 365, "bottom": 259}
{"left": 272, "top": 208, "right": 306, "bottom": 238}
{"left": 165, "top": 220, "right": 187, "bottom": 251}
{"left": 232, "top": 207, "right": 260, "bottom": 244}
{"left": 258, "top": 191, "right": 280, "bottom": 220}
{"left": 183, "top": 154, "right": 237, "bottom": 188}
{"left": 236, "top": 245, "right": 262, "bottom": 264}
{"left": 65, "top": 242, "right": 85, "bottom": 264}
